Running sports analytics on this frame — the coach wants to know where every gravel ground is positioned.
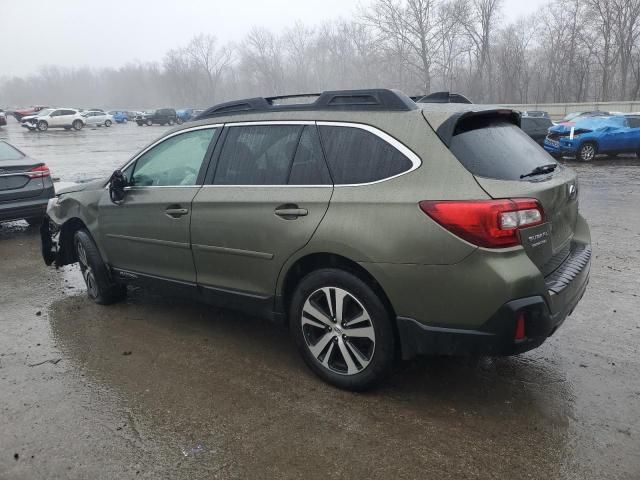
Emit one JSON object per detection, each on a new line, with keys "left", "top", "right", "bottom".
{"left": 0, "top": 119, "right": 639, "bottom": 479}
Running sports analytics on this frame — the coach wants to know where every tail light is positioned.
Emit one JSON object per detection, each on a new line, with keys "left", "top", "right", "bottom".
{"left": 419, "top": 199, "right": 544, "bottom": 248}
{"left": 27, "top": 164, "right": 51, "bottom": 179}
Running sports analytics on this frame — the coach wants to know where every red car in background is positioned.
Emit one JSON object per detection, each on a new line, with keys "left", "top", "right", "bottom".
{"left": 12, "top": 106, "right": 48, "bottom": 122}
{"left": 0, "top": 109, "right": 7, "bottom": 126}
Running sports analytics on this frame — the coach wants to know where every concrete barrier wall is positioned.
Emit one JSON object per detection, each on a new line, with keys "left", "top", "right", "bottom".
{"left": 499, "top": 101, "right": 640, "bottom": 120}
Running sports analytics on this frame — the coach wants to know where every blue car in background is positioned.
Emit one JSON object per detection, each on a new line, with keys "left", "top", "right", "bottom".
{"left": 108, "top": 110, "right": 129, "bottom": 123}
{"left": 544, "top": 115, "right": 640, "bottom": 161}
{"left": 176, "top": 108, "right": 194, "bottom": 124}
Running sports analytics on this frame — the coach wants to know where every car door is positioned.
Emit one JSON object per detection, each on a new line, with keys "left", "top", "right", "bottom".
{"left": 190, "top": 122, "right": 333, "bottom": 301}
{"left": 598, "top": 117, "right": 629, "bottom": 152}
{"left": 97, "top": 126, "right": 220, "bottom": 283}
{"left": 48, "top": 110, "right": 64, "bottom": 127}
{"left": 625, "top": 116, "right": 640, "bottom": 152}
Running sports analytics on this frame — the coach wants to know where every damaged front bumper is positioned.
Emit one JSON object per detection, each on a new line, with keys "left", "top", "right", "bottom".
{"left": 40, "top": 216, "right": 61, "bottom": 266}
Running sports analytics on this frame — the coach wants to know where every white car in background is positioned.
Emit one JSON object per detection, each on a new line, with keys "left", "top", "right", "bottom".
{"left": 82, "top": 110, "right": 114, "bottom": 127}
{"left": 21, "top": 108, "right": 85, "bottom": 132}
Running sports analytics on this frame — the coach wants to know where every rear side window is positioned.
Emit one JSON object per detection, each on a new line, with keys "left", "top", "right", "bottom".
{"left": 627, "top": 117, "right": 640, "bottom": 128}
{"left": 319, "top": 125, "right": 413, "bottom": 184}
{"left": 289, "top": 126, "right": 332, "bottom": 185}
{"left": 214, "top": 125, "right": 303, "bottom": 185}
{"left": 449, "top": 119, "right": 556, "bottom": 181}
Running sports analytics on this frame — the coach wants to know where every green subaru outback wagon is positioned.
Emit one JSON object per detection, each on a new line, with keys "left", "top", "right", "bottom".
{"left": 41, "top": 89, "right": 591, "bottom": 390}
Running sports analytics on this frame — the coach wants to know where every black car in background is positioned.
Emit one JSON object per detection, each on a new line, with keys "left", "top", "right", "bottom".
{"left": 135, "top": 108, "right": 177, "bottom": 126}
{"left": 0, "top": 140, "right": 54, "bottom": 225}
{"left": 521, "top": 116, "right": 553, "bottom": 146}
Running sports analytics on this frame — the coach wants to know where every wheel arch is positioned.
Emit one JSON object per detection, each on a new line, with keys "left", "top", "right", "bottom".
{"left": 55, "top": 217, "right": 89, "bottom": 265}
{"left": 277, "top": 252, "right": 400, "bottom": 351}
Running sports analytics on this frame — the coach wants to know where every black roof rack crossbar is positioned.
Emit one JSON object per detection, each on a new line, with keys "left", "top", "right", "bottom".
{"left": 195, "top": 89, "right": 418, "bottom": 119}
{"left": 417, "top": 91, "right": 473, "bottom": 104}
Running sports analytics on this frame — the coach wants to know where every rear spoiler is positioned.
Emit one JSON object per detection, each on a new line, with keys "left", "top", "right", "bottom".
{"left": 435, "top": 109, "right": 521, "bottom": 147}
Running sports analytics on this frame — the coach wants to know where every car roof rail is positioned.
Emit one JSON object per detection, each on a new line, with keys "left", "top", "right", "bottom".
{"left": 195, "top": 89, "right": 418, "bottom": 119}
{"left": 416, "top": 91, "right": 473, "bottom": 104}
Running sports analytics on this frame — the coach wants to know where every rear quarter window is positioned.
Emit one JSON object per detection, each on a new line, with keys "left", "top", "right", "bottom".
{"left": 318, "top": 125, "right": 413, "bottom": 184}
{"left": 449, "top": 119, "right": 556, "bottom": 181}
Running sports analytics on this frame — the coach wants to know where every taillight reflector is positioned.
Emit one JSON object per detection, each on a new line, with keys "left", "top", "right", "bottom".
{"left": 27, "top": 164, "right": 50, "bottom": 179}
{"left": 419, "top": 198, "right": 544, "bottom": 248}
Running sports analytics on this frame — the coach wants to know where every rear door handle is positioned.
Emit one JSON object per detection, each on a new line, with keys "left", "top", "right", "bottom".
{"left": 165, "top": 207, "right": 189, "bottom": 218}
{"left": 275, "top": 205, "right": 308, "bottom": 219}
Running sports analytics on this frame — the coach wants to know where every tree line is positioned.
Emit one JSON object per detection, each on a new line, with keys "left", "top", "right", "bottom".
{"left": 2, "top": 0, "right": 640, "bottom": 109}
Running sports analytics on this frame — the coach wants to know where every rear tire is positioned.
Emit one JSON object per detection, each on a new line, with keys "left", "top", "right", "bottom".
{"left": 289, "top": 268, "right": 395, "bottom": 391}
{"left": 577, "top": 142, "right": 596, "bottom": 162}
{"left": 74, "top": 229, "right": 126, "bottom": 305}
{"left": 168, "top": 118, "right": 175, "bottom": 126}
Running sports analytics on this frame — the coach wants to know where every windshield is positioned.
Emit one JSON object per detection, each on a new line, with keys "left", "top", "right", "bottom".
{"left": 0, "top": 141, "right": 25, "bottom": 161}
{"left": 37, "top": 109, "right": 54, "bottom": 117}
{"left": 562, "top": 112, "right": 581, "bottom": 122}
{"left": 144, "top": 110, "right": 155, "bottom": 115}
{"left": 449, "top": 119, "right": 558, "bottom": 181}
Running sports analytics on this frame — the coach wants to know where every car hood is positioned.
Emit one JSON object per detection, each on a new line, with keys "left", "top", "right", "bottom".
{"left": 56, "top": 178, "right": 106, "bottom": 196}
{"left": 21, "top": 115, "right": 39, "bottom": 122}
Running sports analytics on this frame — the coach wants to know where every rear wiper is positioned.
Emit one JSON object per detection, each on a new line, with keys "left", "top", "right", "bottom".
{"left": 520, "top": 163, "right": 557, "bottom": 179}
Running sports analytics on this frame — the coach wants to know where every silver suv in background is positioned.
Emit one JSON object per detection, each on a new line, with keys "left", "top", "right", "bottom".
{"left": 21, "top": 108, "right": 85, "bottom": 132}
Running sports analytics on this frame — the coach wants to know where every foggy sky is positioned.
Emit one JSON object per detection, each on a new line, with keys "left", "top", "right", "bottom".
{"left": 0, "top": 0, "right": 547, "bottom": 77}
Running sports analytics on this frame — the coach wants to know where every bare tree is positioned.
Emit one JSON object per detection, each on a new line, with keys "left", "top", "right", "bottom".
{"left": 186, "top": 34, "right": 233, "bottom": 104}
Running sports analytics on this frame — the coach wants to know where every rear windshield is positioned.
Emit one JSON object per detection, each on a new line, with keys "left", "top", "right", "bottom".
{"left": 449, "top": 119, "right": 556, "bottom": 181}
{"left": 0, "top": 141, "right": 24, "bottom": 161}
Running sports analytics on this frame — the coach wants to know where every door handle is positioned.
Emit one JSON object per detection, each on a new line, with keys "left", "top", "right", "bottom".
{"left": 275, "top": 205, "right": 308, "bottom": 219}
{"left": 165, "top": 207, "right": 189, "bottom": 218}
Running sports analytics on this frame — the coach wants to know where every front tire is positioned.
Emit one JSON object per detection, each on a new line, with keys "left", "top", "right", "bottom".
{"left": 74, "top": 229, "right": 126, "bottom": 305}
{"left": 145, "top": 119, "right": 152, "bottom": 126}
{"left": 72, "top": 120, "right": 83, "bottom": 131}
{"left": 105, "top": 120, "right": 112, "bottom": 127}
{"left": 577, "top": 142, "right": 596, "bottom": 162}
{"left": 37, "top": 120, "right": 48, "bottom": 132}
{"left": 168, "top": 118, "right": 175, "bottom": 126}
{"left": 289, "top": 268, "right": 395, "bottom": 391}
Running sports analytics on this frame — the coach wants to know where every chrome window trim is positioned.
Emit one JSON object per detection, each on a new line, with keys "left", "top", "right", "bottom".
{"left": 201, "top": 120, "right": 421, "bottom": 188}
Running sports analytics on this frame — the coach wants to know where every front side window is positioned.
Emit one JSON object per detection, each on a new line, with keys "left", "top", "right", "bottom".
{"left": 627, "top": 117, "right": 640, "bottom": 128}
{"left": 213, "top": 125, "right": 303, "bottom": 185}
{"left": 318, "top": 125, "right": 413, "bottom": 184}
{"left": 131, "top": 128, "right": 217, "bottom": 187}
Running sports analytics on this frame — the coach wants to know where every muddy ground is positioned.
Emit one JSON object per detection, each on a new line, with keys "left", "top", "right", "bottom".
{"left": 0, "top": 120, "right": 639, "bottom": 479}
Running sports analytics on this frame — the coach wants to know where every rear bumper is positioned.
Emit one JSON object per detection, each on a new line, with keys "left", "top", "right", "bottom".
{"left": 0, "top": 192, "right": 53, "bottom": 222}
{"left": 397, "top": 245, "right": 591, "bottom": 359}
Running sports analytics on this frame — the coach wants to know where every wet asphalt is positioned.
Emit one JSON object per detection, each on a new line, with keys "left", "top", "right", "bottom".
{"left": 1, "top": 120, "right": 639, "bottom": 479}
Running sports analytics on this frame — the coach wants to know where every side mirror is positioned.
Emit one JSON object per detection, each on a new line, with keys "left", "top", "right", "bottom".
{"left": 109, "top": 170, "right": 128, "bottom": 203}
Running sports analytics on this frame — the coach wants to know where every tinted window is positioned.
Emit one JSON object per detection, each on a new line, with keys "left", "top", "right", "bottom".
{"left": 319, "top": 126, "right": 413, "bottom": 184}
{"left": 61, "top": 110, "right": 76, "bottom": 116}
{"left": 131, "top": 128, "right": 217, "bottom": 186}
{"left": 214, "top": 125, "right": 302, "bottom": 185}
{"left": 289, "top": 126, "right": 332, "bottom": 185}
{"left": 0, "top": 141, "right": 24, "bottom": 161}
{"left": 520, "top": 117, "right": 535, "bottom": 133}
{"left": 627, "top": 117, "right": 640, "bottom": 128}
{"left": 449, "top": 120, "right": 556, "bottom": 181}
{"left": 535, "top": 118, "right": 552, "bottom": 129}
{"left": 50, "top": 110, "right": 63, "bottom": 117}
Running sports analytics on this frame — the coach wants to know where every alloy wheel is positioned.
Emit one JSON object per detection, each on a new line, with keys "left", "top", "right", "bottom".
{"left": 580, "top": 144, "right": 595, "bottom": 162}
{"left": 301, "top": 287, "right": 376, "bottom": 376}
{"left": 77, "top": 241, "right": 98, "bottom": 298}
